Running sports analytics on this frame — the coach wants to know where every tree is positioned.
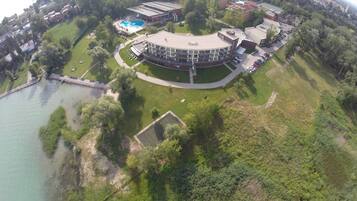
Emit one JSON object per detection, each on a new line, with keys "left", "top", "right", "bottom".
{"left": 156, "top": 139, "right": 182, "bottom": 167}
{"left": 206, "top": 17, "right": 218, "bottom": 32}
{"left": 185, "top": 11, "right": 198, "bottom": 30}
{"left": 59, "top": 37, "right": 72, "bottom": 49}
{"left": 81, "top": 96, "right": 124, "bottom": 130}
{"left": 183, "top": 0, "right": 195, "bottom": 15}
{"left": 39, "top": 42, "right": 66, "bottom": 74}
{"left": 146, "top": 26, "right": 158, "bottom": 34}
{"left": 151, "top": 107, "right": 160, "bottom": 119}
{"left": 110, "top": 67, "right": 136, "bottom": 104}
{"left": 126, "top": 153, "right": 140, "bottom": 173}
{"left": 164, "top": 124, "right": 189, "bottom": 144}
{"left": 266, "top": 26, "right": 277, "bottom": 45}
{"left": 75, "top": 18, "right": 87, "bottom": 30}
{"left": 30, "top": 14, "right": 48, "bottom": 36}
{"left": 184, "top": 101, "right": 220, "bottom": 136}
{"left": 166, "top": 22, "right": 175, "bottom": 33}
{"left": 88, "top": 46, "right": 110, "bottom": 70}
{"left": 29, "top": 62, "right": 42, "bottom": 78}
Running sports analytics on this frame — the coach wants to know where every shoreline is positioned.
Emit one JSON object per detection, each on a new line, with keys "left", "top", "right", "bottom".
{"left": 0, "top": 78, "right": 40, "bottom": 100}
{"left": 0, "top": 73, "right": 109, "bottom": 100}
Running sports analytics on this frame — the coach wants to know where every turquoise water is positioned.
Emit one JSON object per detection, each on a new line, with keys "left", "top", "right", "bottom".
{"left": 119, "top": 20, "right": 145, "bottom": 28}
{"left": 0, "top": 80, "right": 102, "bottom": 201}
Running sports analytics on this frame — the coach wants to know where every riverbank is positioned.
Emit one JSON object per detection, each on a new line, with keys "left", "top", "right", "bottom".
{"left": 0, "top": 78, "right": 40, "bottom": 100}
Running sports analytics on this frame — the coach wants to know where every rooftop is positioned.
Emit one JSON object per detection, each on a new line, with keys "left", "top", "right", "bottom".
{"left": 258, "top": 3, "right": 283, "bottom": 14}
{"left": 142, "top": 1, "right": 182, "bottom": 12}
{"left": 134, "top": 111, "right": 185, "bottom": 147}
{"left": 244, "top": 27, "right": 267, "bottom": 44}
{"left": 128, "top": 5, "right": 165, "bottom": 17}
{"left": 145, "top": 31, "right": 232, "bottom": 50}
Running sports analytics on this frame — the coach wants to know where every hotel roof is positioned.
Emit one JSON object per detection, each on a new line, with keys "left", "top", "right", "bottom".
{"left": 146, "top": 31, "right": 232, "bottom": 50}
{"left": 142, "top": 1, "right": 182, "bottom": 12}
{"left": 127, "top": 5, "right": 165, "bottom": 17}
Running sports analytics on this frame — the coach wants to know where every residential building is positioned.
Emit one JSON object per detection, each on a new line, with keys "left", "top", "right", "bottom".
{"left": 258, "top": 3, "right": 283, "bottom": 21}
{"left": 244, "top": 18, "right": 281, "bottom": 47}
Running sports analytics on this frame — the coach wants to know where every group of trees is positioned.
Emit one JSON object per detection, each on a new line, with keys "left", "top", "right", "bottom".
{"left": 183, "top": 0, "right": 209, "bottom": 30}
{"left": 126, "top": 101, "right": 220, "bottom": 176}
{"left": 285, "top": 14, "right": 357, "bottom": 112}
{"left": 223, "top": 9, "right": 264, "bottom": 29}
{"left": 77, "top": 0, "right": 138, "bottom": 19}
{"left": 81, "top": 96, "right": 125, "bottom": 160}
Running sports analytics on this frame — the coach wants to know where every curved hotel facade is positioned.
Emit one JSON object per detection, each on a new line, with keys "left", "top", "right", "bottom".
{"left": 139, "top": 29, "right": 241, "bottom": 68}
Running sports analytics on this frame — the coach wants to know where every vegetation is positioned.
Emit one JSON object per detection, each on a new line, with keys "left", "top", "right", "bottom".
{"left": 136, "top": 62, "right": 190, "bottom": 83}
{"left": 119, "top": 43, "right": 140, "bottom": 67}
{"left": 194, "top": 65, "right": 231, "bottom": 83}
{"left": 110, "top": 67, "right": 137, "bottom": 105}
{"left": 39, "top": 107, "right": 67, "bottom": 157}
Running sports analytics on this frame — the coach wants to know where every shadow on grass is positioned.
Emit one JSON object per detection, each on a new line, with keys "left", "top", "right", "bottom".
{"left": 87, "top": 66, "right": 113, "bottom": 83}
{"left": 290, "top": 59, "right": 318, "bottom": 90}
{"left": 301, "top": 52, "right": 338, "bottom": 87}
{"left": 121, "top": 95, "right": 145, "bottom": 136}
{"left": 147, "top": 172, "right": 168, "bottom": 201}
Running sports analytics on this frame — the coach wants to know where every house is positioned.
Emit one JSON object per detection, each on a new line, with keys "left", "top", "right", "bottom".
{"left": 258, "top": 3, "right": 283, "bottom": 21}
{"left": 244, "top": 18, "right": 281, "bottom": 47}
{"left": 228, "top": 1, "right": 258, "bottom": 17}
{"left": 134, "top": 111, "right": 185, "bottom": 147}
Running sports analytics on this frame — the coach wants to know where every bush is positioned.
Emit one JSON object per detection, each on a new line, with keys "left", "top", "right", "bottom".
{"left": 39, "top": 107, "right": 67, "bottom": 157}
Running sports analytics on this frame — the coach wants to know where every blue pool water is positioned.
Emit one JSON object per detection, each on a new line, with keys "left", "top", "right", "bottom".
{"left": 119, "top": 20, "right": 145, "bottom": 28}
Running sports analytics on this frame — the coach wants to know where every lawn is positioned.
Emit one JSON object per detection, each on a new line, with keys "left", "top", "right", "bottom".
{"left": 84, "top": 58, "right": 119, "bottom": 83}
{"left": 119, "top": 43, "right": 140, "bottom": 67}
{"left": 46, "top": 17, "right": 81, "bottom": 43}
{"left": 60, "top": 37, "right": 93, "bottom": 77}
{"left": 194, "top": 65, "right": 231, "bottom": 83}
{"left": 136, "top": 62, "right": 190, "bottom": 83}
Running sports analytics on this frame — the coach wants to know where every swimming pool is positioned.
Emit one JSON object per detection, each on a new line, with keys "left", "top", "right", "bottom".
{"left": 116, "top": 19, "right": 145, "bottom": 34}
{"left": 119, "top": 20, "right": 145, "bottom": 28}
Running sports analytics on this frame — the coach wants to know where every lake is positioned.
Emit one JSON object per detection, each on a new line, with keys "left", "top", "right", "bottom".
{"left": 0, "top": 80, "right": 102, "bottom": 201}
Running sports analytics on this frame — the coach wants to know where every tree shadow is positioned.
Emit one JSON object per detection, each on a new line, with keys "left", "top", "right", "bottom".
{"left": 301, "top": 52, "right": 338, "bottom": 86}
{"left": 146, "top": 172, "right": 168, "bottom": 201}
{"left": 87, "top": 66, "right": 113, "bottom": 83}
{"left": 121, "top": 94, "right": 145, "bottom": 136}
{"left": 290, "top": 59, "right": 318, "bottom": 89}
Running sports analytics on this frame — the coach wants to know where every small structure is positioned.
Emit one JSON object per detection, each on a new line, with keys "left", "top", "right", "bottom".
{"left": 134, "top": 111, "right": 185, "bottom": 147}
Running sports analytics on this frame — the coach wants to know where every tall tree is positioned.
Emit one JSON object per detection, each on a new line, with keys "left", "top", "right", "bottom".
{"left": 88, "top": 46, "right": 110, "bottom": 70}
{"left": 110, "top": 67, "right": 136, "bottom": 104}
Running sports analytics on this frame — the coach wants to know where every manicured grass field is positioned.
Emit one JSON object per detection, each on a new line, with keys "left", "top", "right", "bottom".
{"left": 194, "top": 65, "right": 231, "bottom": 83}
{"left": 119, "top": 43, "right": 139, "bottom": 67}
{"left": 84, "top": 58, "right": 119, "bottom": 83}
{"left": 60, "top": 37, "right": 93, "bottom": 77}
{"left": 175, "top": 23, "right": 213, "bottom": 35}
{"left": 136, "top": 62, "right": 190, "bottom": 83}
{"left": 46, "top": 17, "right": 81, "bottom": 43}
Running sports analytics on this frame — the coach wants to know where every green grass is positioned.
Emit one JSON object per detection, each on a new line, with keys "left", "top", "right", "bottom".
{"left": 175, "top": 23, "right": 218, "bottom": 35}
{"left": 136, "top": 62, "right": 190, "bottom": 83}
{"left": 60, "top": 37, "right": 93, "bottom": 77}
{"left": 46, "top": 17, "right": 80, "bottom": 43}
{"left": 119, "top": 43, "right": 140, "bottom": 67}
{"left": 194, "top": 65, "right": 231, "bottom": 83}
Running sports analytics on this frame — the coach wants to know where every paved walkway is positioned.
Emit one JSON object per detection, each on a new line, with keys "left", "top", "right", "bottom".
{"left": 113, "top": 32, "right": 290, "bottom": 89}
